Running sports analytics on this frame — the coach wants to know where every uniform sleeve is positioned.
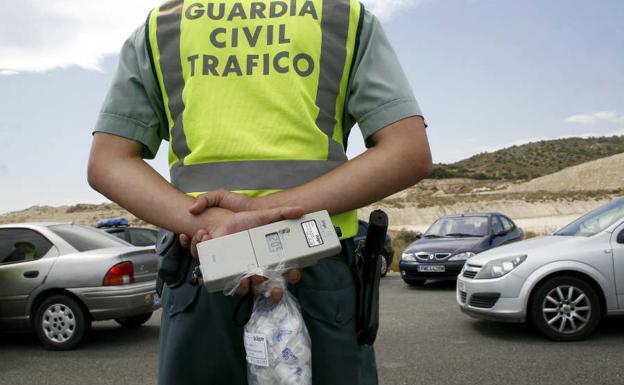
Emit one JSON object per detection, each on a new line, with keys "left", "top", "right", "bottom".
{"left": 345, "top": 10, "right": 424, "bottom": 144}
{"left": 93, "top": 25, "right": 167, "bottom": 159}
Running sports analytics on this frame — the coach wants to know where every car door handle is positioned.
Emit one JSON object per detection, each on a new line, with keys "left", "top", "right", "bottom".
{"left": 23, "top": 271, "right": 39, "bottom": 278}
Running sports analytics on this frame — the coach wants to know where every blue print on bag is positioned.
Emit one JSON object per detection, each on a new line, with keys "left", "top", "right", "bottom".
{"left": 276, "top": 329, "right": 293, "bottom": 342}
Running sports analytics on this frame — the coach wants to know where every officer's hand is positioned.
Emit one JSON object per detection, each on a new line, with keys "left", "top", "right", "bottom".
{"left": 180, "top": 206, "right": 304, "bottom": 256}
{"left": 236, "top": 270, "right": 302, "bottom": 304}
{"left": 180, "top": 205, "right": 304, "bottom": 303}
{"left": 189, "top": 189, "right": 256, "bottom": 214}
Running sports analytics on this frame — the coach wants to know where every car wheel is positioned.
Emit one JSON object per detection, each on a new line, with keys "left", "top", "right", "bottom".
{"left": 404, "top": 279, "right": 426, "bottom": 287}
{"left": 379, "top": 255, "right": 389, "bottom": 278}
{"left": 115, "top": 312, "right": 153, "bottom": 328}
{"left": 34, "top": 295, "right": 91, "bottom": 350}
{"left": 529, "top": 276, "right": 601, "bottom": 341}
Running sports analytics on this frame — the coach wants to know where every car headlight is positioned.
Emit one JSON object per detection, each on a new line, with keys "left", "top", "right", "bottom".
{"left": 449, "top": 252, "right": 475, "bottom": 261}
{"left": 401, "top": 252, "right": 417, "bottom": 261}
{"left": 475, "top": 255, "right": 527, "bottom": 279}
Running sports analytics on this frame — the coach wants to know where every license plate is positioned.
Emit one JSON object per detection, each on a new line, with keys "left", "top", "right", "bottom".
{"left": 457, "top": 280, "right": 466, "bottom": 292}
{"left": 417, "top": 265, "right": 445, "bottom": 273}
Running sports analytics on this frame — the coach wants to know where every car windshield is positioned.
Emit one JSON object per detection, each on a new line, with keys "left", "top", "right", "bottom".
{"left": 48, "top": 224, "right": 131, "bottom": 252}
{"left": 425, "top": 216, "right": 489, "bottom": 237}
{"left": 555, "top": 198, "right": 624, "bottom": 237}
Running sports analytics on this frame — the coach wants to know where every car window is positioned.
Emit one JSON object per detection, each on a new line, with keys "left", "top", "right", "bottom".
{"left": 491, "top": 216, "right": 504, "bottom": 235}
{"left": 0, "top": 228, "right": 53, "bottom": 265}
{"left": 107, "top": 229, "right": 129, "bottom": 242}
{"left": 500, "top": 216, "right": 514, "bottom": 231}
{"left": 425, "top": 216, "right": 489, "bottom": 237}
{"left": 128, "top": 229, "right": 158, "bottom": 246}
{"left": 556, "top": 198, "right": 624, "bottom": 237}
{"left": 48, "top": 224, "right": 130, "bottom": 252}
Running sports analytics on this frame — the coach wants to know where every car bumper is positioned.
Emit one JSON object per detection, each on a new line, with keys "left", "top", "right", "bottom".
{"left": 69, "top": 281, "right": 160, "bottom": 321}
{"left": 456, "top": 273, "right": 526, "bottom": 323}
{"left": 399, "top": 260, "right": 465, "bottom": 280}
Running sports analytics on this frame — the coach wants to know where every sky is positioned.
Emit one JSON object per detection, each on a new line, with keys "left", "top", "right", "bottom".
{"left": 0, "top": 0, "right": 623, "bottom": 214}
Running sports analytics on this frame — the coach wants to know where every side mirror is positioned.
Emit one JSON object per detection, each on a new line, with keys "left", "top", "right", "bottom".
{"left": 617, "top": 230, "right": 624, "bottom": 244}
{"left": 414, "top": 232, "right": 423, "bottom": 240}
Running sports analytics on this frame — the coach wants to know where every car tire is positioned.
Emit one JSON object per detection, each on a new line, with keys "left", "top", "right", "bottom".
{"left": 529, "top": 276, "right": 601, "bottom": 341}
{"left": 34, "top": 294, "right": 91, "bottom": 351}
{"left": 404, "top": 279, "right": 426, "bottom": 287}
{"left": 379, "top": 254, "right": 389, "bottom": 278}
{"left": 115, "top": 312, "right": 153, "bottom": 328}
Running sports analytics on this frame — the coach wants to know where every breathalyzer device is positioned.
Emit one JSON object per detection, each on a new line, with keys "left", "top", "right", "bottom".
{"left": 196, "top": 210, "right": 342, "bottom": 292}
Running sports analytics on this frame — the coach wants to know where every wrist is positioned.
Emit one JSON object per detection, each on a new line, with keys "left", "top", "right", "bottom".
{"left": 253, "top": 193, "right": 285, "bottom": 211}
{"left": 184, "top": 207, "right": 232, "bottom": 235}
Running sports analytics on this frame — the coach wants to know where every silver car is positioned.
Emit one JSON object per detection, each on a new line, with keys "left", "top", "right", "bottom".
{"left": 457, "top": 198, "right": 624, "bottom": 341}
{"left": 0, "top": 223, "right": 160, "bottom": 350}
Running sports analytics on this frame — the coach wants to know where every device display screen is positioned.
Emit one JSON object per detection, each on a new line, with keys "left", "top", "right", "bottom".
{"left": 265, "top": 232, "right": 283, "bottom": 252}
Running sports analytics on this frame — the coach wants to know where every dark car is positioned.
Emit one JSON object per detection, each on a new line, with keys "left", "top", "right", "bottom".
{"left": 399, "top": 212, "right": 523, "bottom": 286}
{"left": 96, "top": 218, "right": 158, "bottom": 247}
{"left": 354, "top": 220, "right": 395, "bottom": 277}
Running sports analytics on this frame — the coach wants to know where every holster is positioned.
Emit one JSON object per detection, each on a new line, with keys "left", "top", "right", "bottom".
{"left": 350, "top": 210, "right": 388, "bottom": 346}
{"left": 155, "top": 229, "right": 191, "bottom": 296}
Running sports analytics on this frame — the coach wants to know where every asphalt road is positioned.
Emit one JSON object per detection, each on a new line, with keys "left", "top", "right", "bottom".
{"left": 1, "top": 276, "right": 623, "bottom": 385}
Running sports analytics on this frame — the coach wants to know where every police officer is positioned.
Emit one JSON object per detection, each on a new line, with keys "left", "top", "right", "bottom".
{"left": 88, "top": 1, "right": 432, "bottom": 384}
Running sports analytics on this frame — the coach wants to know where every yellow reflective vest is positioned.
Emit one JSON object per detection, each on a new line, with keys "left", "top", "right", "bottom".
{"left": 147, "top": 0, "right": 363, "bottom": 238}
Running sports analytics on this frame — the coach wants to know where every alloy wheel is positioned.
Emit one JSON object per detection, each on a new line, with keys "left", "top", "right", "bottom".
{"left": 541, "top": 285, "right": 591, "bottom": 334}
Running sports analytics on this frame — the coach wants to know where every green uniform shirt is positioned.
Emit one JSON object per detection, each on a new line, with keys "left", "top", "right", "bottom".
{"left": 94, "top": 9, "right": 424, "bottom": 159}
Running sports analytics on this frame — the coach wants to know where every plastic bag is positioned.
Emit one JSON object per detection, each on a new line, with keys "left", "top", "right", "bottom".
{"left": 233, "top": 270, "right": 312, "bottom": 385}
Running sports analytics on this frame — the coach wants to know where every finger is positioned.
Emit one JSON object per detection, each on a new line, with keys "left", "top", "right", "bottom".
{"left": 238, "top": 206, "right": 305, "bottom": 230}
{"left": 286, "top": 269, "right": 301, "bottom": 285}
{"left": 250, "top": 275, "right": 267, "bottom": 295}
{"left": 179, "top": 233, "right": 191, "bottom": 249}
{"left": 236, "top": 278, "right": 251, "bottom": 297}
{"left": 280, "top": 206, "right": 305, "bottom": 219}
{"left": 190, "top": 229, "right": 206, "bottom": 258}
{"left": 189, "top": 190, "right": 226, "bottom": 215}
{"left": 268, "top": 288, "right": 284, "bottom": 304}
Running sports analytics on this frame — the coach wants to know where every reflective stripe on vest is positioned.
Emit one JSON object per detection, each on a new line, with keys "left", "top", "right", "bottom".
{"left": 147, "top": 0, "right": 362, "bottom": 238}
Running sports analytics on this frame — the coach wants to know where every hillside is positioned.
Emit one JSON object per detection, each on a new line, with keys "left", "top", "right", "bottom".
{"left": 0, "top": 203, "right": 150, "bottom": 228}
{"left": 507, "top": 152, "right": 624, "bottom": 193}
{"left": 430, "top": 136, "right": 624, "bottom": 180}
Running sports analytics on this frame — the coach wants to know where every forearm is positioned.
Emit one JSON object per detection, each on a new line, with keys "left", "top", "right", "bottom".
{"left": 87, "top": 133, "right": 223, "bottom": 235}
{"left": 259, "top": 116, "right": 432, "bottom": 214}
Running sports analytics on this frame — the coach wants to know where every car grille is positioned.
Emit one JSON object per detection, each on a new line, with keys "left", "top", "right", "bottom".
{"left": 462, "top": 264, "right": 482, "bottom": 279}
{"left": 463, "top": 270, "right": 477, "bottom": 279}
{"left": 459, "top": 291, "right": 467, "bottom": 304}
{"left": 415, "top": 252, "right": 451, "bottom": 261}
{"left": 469, "top": 293, "right": 501, "bottom": 309}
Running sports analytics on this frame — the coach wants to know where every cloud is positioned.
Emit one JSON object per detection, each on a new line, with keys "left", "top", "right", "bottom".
{"left": 361, "top": 0, "right": 426, "bottom": 20}
{"left": 0, "top": 1, "right": 159, "bottom": 74}
{"left": 0, "top": 0, "right": 425, "bottom": 75}
{"left": 565, "top": 111, "right": 624, "bottom": 125}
